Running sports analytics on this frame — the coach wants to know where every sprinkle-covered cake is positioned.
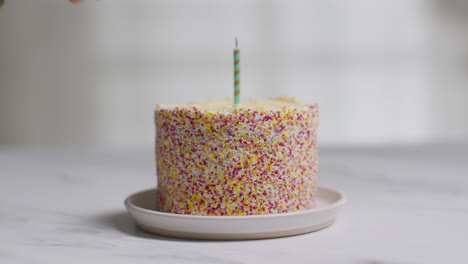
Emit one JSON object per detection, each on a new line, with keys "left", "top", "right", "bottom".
{"left": 155, "top": 97, "right": 319, "bottom": 216}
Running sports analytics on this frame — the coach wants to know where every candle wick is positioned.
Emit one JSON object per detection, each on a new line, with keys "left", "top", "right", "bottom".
{"left": 235, "top": 37, "right": 238, "bottom": 48}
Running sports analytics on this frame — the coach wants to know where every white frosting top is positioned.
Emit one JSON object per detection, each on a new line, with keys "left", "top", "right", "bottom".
{"left": 157, "top": 97, "right": 311, "bottom": 113}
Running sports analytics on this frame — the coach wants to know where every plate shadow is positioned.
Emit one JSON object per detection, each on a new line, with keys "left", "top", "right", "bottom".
{"left": 91, "top": 211, "right": 185, "bottom": 241}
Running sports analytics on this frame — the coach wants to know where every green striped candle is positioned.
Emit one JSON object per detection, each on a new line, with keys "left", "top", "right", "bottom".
{"left": 233, "top": 38, "right": 241, "bottom": 107}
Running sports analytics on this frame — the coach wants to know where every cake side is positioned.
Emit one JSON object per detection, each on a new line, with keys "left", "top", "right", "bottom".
{"left": 155, "top": 98, "right": 319, "bottom": 216}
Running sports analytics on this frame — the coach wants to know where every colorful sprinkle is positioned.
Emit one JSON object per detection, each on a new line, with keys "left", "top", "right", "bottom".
{"left": 155, "top": 99, "right": 319, "bottom": 216}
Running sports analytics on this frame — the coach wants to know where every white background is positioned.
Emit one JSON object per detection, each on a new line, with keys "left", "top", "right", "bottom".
{"left": 1, "top": 0, "right": 467, "bottom": 147}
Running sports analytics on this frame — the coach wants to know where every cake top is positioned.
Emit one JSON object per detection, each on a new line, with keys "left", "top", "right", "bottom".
{"left": 156, "top": 97, "right": 313, "bottom": 113}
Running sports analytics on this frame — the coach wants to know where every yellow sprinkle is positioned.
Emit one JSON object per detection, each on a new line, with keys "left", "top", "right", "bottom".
{"left": 205, "top": 124, "right": 212, "bottom": 133}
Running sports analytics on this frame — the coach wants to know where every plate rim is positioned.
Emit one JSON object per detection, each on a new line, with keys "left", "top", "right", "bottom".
{"left": 136, "top": 219, "right": 337, "bottom": 240}
{"left": 125, "top": 185, "right": 346, "bottom": 220}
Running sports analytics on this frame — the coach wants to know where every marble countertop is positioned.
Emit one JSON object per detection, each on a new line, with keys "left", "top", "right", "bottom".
{"left": 1, "top": 145, "right": 467, "bottom": 263}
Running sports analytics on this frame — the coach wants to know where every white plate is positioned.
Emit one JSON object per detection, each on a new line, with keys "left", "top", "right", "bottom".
{"left": 125, "top": 186, "right": 346, "bottom": 240}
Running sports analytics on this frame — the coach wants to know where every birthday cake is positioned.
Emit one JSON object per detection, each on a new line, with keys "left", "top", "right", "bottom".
{"left": 155, "top": 97, "right": 319, "bottom": 216}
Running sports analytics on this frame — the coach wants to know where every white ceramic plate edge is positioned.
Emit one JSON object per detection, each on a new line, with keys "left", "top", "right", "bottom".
{"left": 125, "top": 186, "right": 346, "bottom": 240}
